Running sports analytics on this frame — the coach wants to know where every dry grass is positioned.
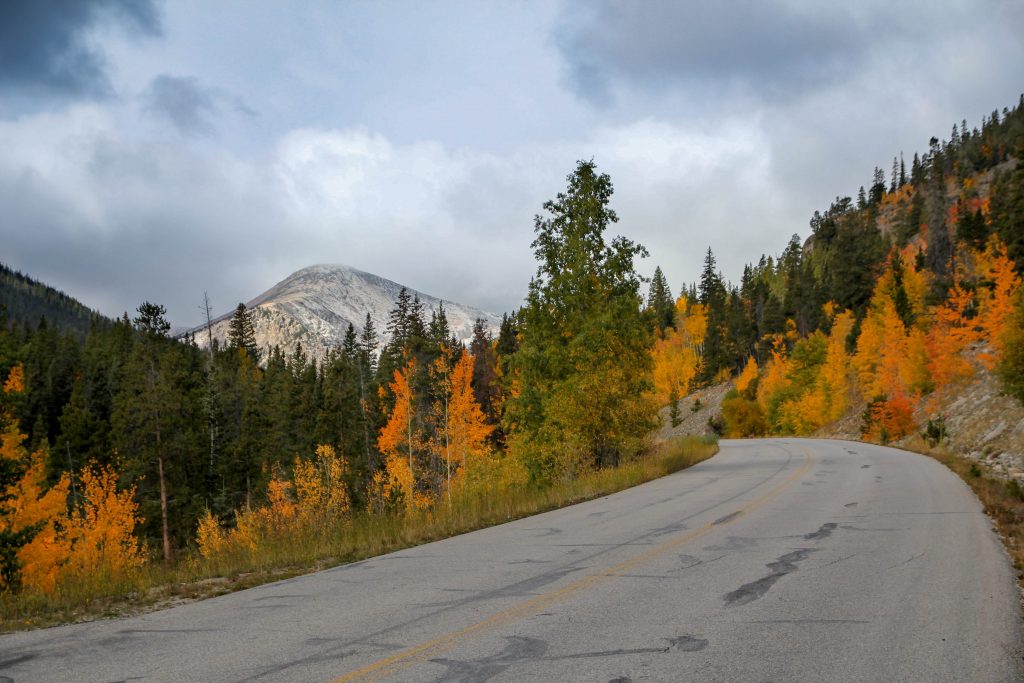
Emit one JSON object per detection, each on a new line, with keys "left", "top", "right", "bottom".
{"left": 0, "top": 435, "right": 718, "bottom": 631}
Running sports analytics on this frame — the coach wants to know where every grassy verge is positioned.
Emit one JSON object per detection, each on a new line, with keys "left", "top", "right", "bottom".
{"left": 0, "top": 435, "right": 718, "bottom": 632}
{"left": 902, "top": 434, "right": 1024, "bottom": 583}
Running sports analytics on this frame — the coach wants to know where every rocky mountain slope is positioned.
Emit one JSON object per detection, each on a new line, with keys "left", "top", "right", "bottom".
{"left": 191, "top": 264, "right": 502, "bottom": 361}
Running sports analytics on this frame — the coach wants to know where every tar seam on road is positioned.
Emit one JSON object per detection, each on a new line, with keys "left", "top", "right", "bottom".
{"left": 330, "top": 445, "right": 816, "bottom": 682}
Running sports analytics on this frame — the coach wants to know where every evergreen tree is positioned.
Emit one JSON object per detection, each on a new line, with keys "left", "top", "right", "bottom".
{"left": 227, "top": 303, "right": 260, "bottom": 362}
{"left": 869, "top": 166, "right": 886, "bottom": 205}
{"left": 647, "top": 266, "right": 674, "bottom": 331}
{"left": 505, "top": 160, "right": 656, "bottom": 480}
{"left": 428, "top": 302, "right": 451, "bottom": 348}
{"left": 468, "top": 318, "right": 501, "bottom": 437}
{"left": 925, "top": 161, "right": 952, "bottom": 285}
{"left": 133, "top": 302, "right": 170, "bottom": 337}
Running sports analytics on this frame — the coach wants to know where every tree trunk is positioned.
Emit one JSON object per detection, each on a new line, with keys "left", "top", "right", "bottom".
{"left": 157, "top": 453, "right": 171, "bottom": 564}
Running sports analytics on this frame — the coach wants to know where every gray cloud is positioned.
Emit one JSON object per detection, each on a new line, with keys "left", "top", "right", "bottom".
{"left": 0, "top": 0, "right": 161, "bottom": 107}
{"left": 143, "top": 75, "right": 253, "bottom": 137}
{"left": 555, "top": 1, "right": 933, "bottom": 105}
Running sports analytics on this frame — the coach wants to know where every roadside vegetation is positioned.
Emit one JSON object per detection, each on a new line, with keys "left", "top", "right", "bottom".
{"left": 0, "top": 434, "right": 715, "bottom": 631}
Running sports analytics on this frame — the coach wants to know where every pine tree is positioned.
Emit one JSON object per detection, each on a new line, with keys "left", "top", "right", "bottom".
{"left": 133, "top": 302, "right": 170, "bottom": 337}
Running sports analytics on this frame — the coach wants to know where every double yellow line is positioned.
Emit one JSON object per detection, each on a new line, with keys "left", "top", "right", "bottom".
{"left": 333, "top": 444, "right": 815, "bottom": 682}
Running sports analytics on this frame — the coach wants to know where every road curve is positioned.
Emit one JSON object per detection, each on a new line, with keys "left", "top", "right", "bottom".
{"left": 2, "top": 439, "right": 1021, "bottom": 682}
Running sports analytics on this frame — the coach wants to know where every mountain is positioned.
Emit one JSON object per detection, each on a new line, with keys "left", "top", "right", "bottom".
{"left": 191, "top": 264, "right": 502, "bottom": 360}
{"left": 0, "top": 262, "right": 109, "bottom": 339}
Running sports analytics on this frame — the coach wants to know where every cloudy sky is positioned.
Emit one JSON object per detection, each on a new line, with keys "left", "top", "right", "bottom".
{"left": 2, "top": 1, "right": 1022, "bottom": 326}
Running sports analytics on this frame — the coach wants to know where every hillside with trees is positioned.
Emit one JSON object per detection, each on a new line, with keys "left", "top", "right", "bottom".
{"left": 1, "top": 95, "right": 1023, "bottom": 620}
{"left": 649, "top": 95, "right": 1024, "bottom": 455}
{"left": 0, "top": 264, "right": 108, "bottom": 341}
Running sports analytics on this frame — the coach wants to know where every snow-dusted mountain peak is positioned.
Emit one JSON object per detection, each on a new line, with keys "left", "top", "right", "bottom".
{"left": 193, "top": 264, "right": 501, "bottom": 361}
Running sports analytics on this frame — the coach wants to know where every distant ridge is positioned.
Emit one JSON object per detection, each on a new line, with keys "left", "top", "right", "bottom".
{"left": 0, "top": 263, "right": 109, "bottom": 339}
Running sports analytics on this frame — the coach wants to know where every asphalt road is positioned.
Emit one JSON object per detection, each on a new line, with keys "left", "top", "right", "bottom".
{"left": 2, "top": 439, "right": 1022, "bottom": 682}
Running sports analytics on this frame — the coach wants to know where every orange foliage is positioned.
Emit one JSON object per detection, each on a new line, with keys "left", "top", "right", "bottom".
{"left": 3, "top": 364, "right": 145, "bottom": 594}
{"left": 734, "top": 357, "right": 758, "bottom": 395}
{"left": 927, "top": 278, "right": 978, "bottom": 392}
{"left": 376, "top": 357, "right": 423, "bottom": 511}
{"left": 863, "top": 393, "right": 916, "bottom": 443}
{"left": 444, "top": 351, "right": 493, "bottom": 484}
{"left": 976, "top": 237, "right": 1023, "bottom": 368}
{"left": 3, "top": 364, "right": 24, "bottom": 395}
{"left": 61, "top": 464, "right": 146, "bottom": 580}
{"left": 2, "top": 453, "right": 71, "bottom": 593}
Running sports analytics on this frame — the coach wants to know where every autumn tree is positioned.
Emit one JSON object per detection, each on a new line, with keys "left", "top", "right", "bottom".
{"left": 376, "top": 357, "right": 418, "bottom": 510}
{"left": 976, "top": 237, "right": 1023, "bottom": 367}
{"left": 430, "top": 348, "right": 492, "bottom": 500}
{"left": 1, "top": 364, "right": 69, "bottom": 591}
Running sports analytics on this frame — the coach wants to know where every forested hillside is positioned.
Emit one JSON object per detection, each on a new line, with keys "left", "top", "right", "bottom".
{"left": 1, "top": 95, "right": 1023, "bottom": 612}
{"left": 0, "top": 264, "right": 108, "bottom": 341}
{"left": 649, "top": 95, "right": 1024, "bottom": 444}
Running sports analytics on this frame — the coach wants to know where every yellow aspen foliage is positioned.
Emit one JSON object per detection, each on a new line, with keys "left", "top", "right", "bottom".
{"left": 901, "top": 328, "right": 934, "bottom": 395}
{"left": 62, "top": 464, "right": 146, "bottom": 580}
{"left": 734, "top": 356, "right": 758, "bottom": 395}
{"left": 2, "top": 366, "right": 72, "bottom": 594}
{"left": 854, "top": 297, "right": 908, "bottom": 399}
{"left": 650, "top": 296, "right": 705, "bottom": 406}
{"left": 293, "top": 444, "right": 350, "bottom": 521}
{"left": 370, "top": 449, "right": 426, "bottom": 512}
{"left": 651, "top": 328, "right": 699, "bottom": 406}
{"left": 756, "top": 337, "right": 791, "bottom": 414}
{"left": 230, "top": 474, "right": 295, "bottom": 553}
{"left": 195, "top": 509, "right": 226, "bottom": 559}
{"left": 821, "top": 309, "right": 855, "bottom": 422}
{"left": 777, "top": 385, "right": 828, "bottom": 435}
{"left": 900, "top": 253, "right": 930, "bottom": 323}
{"left": 679, "top": 297, "right": 708, "bottom": 356}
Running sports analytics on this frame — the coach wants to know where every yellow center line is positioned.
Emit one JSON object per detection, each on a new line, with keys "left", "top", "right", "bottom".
{"left": 331, "top": 444, "right": 816, "bottom": 682}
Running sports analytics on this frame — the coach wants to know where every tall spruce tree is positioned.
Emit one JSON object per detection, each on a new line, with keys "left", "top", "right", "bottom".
{"left": 504, "top": 160, "right": 656, "bottom": 481}
{"left": 227, "top": 303, "right": 260, "bottom": 362}
{"left": 647, "top": 266, "right": 675, "bottom": 331}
